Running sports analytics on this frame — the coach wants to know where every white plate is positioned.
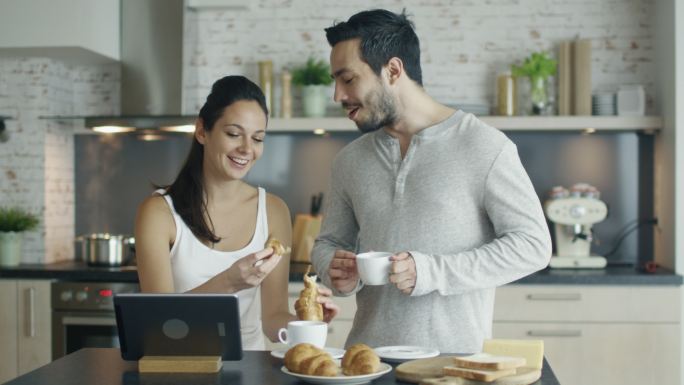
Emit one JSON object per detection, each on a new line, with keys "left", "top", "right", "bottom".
{"left": 373, "top": 345, "right": 439, "bottom": 363}
{"left": 281, "top": 362, "right": 392, "bottom": 385}
{"left": 271, "top": 347, "right": 345, "bottom": 359}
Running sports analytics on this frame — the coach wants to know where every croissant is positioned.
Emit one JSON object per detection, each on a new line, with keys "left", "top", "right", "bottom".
{"left": 341, "top": 343, "right": 380, "bottom": 376}
{"left": 295, "top": 265, "right": 324, "bottom": 321}
{"left": 266, "top": 237, "right": 290, "bottom": 256}
{"left": 284, "top": 343, "right": 339, "bottom": 377}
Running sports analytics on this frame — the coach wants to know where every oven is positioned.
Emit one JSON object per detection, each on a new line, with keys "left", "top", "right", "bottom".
{"left": 51, "top": 281, "right": 138, "bottom": 359}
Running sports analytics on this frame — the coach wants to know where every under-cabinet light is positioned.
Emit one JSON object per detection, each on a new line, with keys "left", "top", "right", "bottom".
{"left": 161, "top": 125, "right": 195, "bottom": 133}
{"left": 582, "top": 127, "right": 596, "bottom": 135}
{"left": 93, "top": 126, "right": 135, "bottom": 134}
{"left": 313, "top": 128, "right": 326, "bottom": 135}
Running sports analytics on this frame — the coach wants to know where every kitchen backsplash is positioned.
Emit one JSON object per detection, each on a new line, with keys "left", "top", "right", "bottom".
{"left": 75, "top": 131, "right": 642, "bottom": 265}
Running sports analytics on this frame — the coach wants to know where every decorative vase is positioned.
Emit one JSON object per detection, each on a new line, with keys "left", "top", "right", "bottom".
{"left": 530, "top": 76, "right": 549, "bottom": 115}
{"left": 0, "top": 231, "right": 23, "bottom": 266}
{"left": 301, "top": 85, "right": 328, "bottom": 117}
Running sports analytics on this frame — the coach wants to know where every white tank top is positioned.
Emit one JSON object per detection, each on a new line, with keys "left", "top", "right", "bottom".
{"left": 157, "top": 188, "right": 268, "bottom": 350}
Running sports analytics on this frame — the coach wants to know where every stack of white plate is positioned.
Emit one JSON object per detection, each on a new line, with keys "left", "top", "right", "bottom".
{"left": 592, "top": 93, "right": 616, "bottom": 115}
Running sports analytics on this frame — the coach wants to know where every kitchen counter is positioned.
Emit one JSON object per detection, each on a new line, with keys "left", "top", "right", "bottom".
{"left": 0, "top": 260, "right": 681, "bottom": 285}
{"left": 4, "top": 348, "right": 561, "bottom": 385}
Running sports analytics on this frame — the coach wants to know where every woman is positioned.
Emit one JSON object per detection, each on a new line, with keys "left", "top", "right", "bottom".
{"left": 134, "top": 75, "right": 338, "bottom": 350}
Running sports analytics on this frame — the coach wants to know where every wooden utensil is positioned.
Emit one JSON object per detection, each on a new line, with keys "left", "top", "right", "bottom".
{"left": 395, "top": 356, "right": 541, "bottom": 385}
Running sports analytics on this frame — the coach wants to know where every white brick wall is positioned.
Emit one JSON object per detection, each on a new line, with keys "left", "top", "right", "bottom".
{"left": 183, "top": 0, "right": 655, "bottom": 115}
{"left": 0, "top": 58, "right": 118, "bottom": 263}
{"left": 0, "top": 1, "right": 656, "bottom": 263}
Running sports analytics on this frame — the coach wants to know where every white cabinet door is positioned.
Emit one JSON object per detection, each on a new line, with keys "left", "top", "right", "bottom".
{"left": 494, "top": 322, "right": 680, "bottom": 385}
{"left": 16, "top": 280, "right": 51, "bottom": 375}
{"left": 0, "top": 280, "right": 18, "bottom": 383}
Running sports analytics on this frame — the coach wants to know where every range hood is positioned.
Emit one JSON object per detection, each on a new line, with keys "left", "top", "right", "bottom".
{"left": 86, "top": 0, "right": 194, "bottom": 132}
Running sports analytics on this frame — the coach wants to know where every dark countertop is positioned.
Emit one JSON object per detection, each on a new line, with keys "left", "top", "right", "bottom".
{"left": 0, "top": 260, "right": 681, "bottom": 285}
{"left": 4, "top": 348, "right": 561, "bottom": 385}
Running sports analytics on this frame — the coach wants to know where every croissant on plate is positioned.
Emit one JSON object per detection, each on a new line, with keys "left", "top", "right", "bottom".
{"left": 341, "top": 343, "right": 380, "bottom": 376}
{"left": 284, "top": 343, "right": 339, "bottom": 377}
{"left": 295, "top": 265, "right": 324, "bottom": 321}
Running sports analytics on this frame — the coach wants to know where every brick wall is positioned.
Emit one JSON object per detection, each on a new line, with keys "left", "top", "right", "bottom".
{"left": 183, "top": 0, "right": 655, "bottom": 115}
{"left": 0, "top": 58, "right": 118, "bottom": 263}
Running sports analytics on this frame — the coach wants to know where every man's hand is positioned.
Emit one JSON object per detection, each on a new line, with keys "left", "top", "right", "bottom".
{"left": 328, "top": 250, "right": 359, "bottom": 294}
{"left": 389, "top": 252, "right": 416, "bottom": 295}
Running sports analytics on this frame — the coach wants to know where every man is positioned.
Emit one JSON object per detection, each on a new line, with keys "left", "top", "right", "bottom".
{"left": 310, "top": 9, "right": 551, "bottom": 353}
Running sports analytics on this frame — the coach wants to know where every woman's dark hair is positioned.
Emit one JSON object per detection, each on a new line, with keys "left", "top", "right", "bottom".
{"left": 164, "top": 75, "right": 268, "bottom": 244}
{"left": 325, "top": 9, "right": 423, "bottom": 86}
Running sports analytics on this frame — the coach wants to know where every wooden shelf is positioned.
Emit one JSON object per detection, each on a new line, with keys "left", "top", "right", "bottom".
{"left": 49, "top": 115, "right": 662, "bottom": 135}
{"left": 267, "top": 116, "right": 662, "bottom": 133}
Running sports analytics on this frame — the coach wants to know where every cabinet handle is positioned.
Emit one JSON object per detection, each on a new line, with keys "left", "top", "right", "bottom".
{"left": 526, "top": 293, "right": 581, "bottom": 301}
{"left": 527, "top": 330, "right": 582, "bottom": 337}
{"left": 25, "top": 287, "right": 35, "bottom": 338}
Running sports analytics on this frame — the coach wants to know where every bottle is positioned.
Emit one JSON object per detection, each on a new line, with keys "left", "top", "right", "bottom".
{"left": 280, "top": 70, "right": 292, "bottom": 118}
{"left": 496, "top": 71, "right": 517, "bottom": 116}
{"left": 258, "top": 61, "right": 273, "bottom": 117}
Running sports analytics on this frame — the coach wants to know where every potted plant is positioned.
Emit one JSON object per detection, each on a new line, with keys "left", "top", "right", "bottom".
{"left": 0, "top": 207, "right": 39, "bottom": 266}
{"left": 511, "top": 51, "right": 557, "bottom": 115}
{"left": 292, "top": 58, "right": 333, "bottom": 117}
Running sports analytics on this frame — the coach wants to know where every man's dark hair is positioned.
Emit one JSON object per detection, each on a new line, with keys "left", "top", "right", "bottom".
{"left": 325, "top": 9, "right": 423, "bottom": 86}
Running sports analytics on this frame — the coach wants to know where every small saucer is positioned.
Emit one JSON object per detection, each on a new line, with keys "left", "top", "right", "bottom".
{"left": 271, "top": 347, "right": 345, "bottom": 359}
{"left": 374, "top": 345, "right": 439, "bottom": 363}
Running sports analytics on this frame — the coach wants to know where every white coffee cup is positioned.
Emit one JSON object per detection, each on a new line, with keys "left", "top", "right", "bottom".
{"left": 356, "top": 251, "right": 392, "bottom": 285}
{"left": 277, "top": 320, "right": 327, "bottom": 348}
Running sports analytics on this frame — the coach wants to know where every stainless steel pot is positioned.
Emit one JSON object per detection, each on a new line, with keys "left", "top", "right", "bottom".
{"left": 75, "top": 233, "right": 135, "bottom": 266}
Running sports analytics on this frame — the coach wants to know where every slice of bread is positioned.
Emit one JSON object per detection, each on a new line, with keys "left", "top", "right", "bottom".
{"left": 443, "top": 366, "right": 516, "bottom": 382}
{"left": 452, "top": 353, "right": 526, "bottom": 370}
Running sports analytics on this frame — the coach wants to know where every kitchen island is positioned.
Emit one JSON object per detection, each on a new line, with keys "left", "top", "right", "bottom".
{"left": 4, "top": 348, "right": 561, "bottom": 385}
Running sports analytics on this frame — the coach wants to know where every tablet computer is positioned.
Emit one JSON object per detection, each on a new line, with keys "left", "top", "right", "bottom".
{"left": 114, "top": 293, "right": 242, "bottom": 361}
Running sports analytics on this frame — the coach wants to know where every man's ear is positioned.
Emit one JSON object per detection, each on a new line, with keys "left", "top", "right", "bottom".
{"left": 194, "top": 118, "right": 206, "bottom": 145}
{"left": 385, "top": 57, "right": 404, "bottom": 85}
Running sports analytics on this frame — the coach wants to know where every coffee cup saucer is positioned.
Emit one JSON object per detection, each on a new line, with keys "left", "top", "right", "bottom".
{"left": 271, "top": 346, "right": 345, "bottom": 359}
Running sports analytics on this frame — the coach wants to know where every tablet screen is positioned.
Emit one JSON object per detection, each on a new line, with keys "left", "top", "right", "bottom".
{"left": 114, "top": 293, "right": 243, "bottom": 361}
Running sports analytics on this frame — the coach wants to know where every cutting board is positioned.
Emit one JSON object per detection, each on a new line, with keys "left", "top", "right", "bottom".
{"left": 396, "top": 357, "right": 541, "bottom": 385}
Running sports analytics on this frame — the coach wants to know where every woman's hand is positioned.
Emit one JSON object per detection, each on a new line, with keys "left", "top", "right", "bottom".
{"left": 316, "top": 285, "right": 340, "bottom": 323}
{"left": 224, "top": 248, "right": 282, "bottom": 293}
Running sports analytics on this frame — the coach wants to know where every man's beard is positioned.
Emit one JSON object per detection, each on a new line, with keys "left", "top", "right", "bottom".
{"left": 354, "top": 85, "right": 398, "bottom": 133}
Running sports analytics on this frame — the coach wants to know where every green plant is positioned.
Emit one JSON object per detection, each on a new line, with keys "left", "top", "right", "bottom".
{"left": 291, "top": 58, "right": 333, "bottom": 86}
{"left": 0, "top": 207, "right": 39, "bottom": 232}
{"left": 511, "top": 51, "right": 557, "bottom": 80}
{"left": 511, "top": 51, "right": 558, "bottom": 114}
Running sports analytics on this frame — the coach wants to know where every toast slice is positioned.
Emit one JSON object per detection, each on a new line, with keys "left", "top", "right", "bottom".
{"left": 443, "top": 366, "right": 516, "bottom": 382}
{"left": 453, "top": 353, "right": 526, "bottom": 370}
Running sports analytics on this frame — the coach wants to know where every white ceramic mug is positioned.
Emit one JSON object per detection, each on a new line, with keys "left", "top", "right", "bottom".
{"left": 356, "top": 251, "right": 392, "bottom": 285}
{"left": 277, "top": 320, "right": 327, "bottom": 348}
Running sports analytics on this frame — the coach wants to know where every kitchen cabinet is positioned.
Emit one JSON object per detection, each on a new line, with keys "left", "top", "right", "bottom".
{"left": 0, "top": 279, "right": 52, "bottom": 384}
{"left": 264, "top": 281, "right": 356, "bottom": 350}
{"left": 493, "top": 284, "right": 681, "bottom": 385}
{"left": 0, "top": 0, "right": 120, "bottom": 63}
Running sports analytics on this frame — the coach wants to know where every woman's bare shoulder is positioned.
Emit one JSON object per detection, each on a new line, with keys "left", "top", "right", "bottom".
{"left": 265, "top": 192, "right": 290, "bottom": 217}
{"left": 137, "top": 193, "right": 170, "bottom": 216}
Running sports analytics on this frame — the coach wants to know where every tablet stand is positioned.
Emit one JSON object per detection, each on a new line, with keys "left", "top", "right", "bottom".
{"left": 138, "top": 355, "right": 223, "bottom": 373}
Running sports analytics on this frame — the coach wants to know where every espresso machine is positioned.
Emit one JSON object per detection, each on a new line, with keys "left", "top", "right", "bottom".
{"left": 544, "top": 184, "right": 608, "bottom": 268}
